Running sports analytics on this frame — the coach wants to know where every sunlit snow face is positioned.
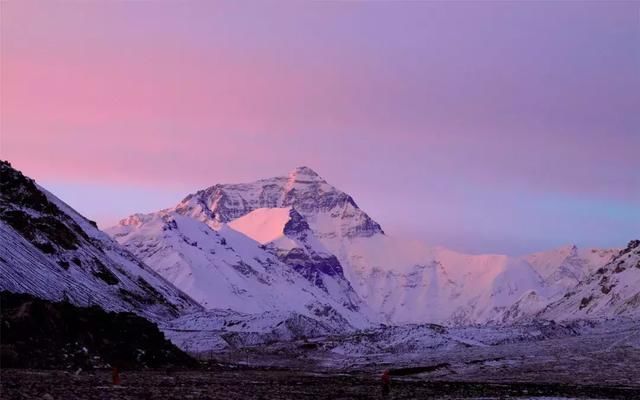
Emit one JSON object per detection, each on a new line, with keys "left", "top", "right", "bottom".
{"left": 228, "top": 207, "right": 293, "bottom": 245}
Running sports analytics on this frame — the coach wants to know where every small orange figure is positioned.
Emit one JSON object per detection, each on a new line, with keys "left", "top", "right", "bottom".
{"left": 381, "top": 369, "right": 391, "bottom": 395}
{"left": 112, "top": 367, "right": 121, "bottom": 385}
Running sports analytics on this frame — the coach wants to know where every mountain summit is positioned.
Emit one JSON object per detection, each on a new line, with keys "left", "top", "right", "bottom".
{"left": 108, "top": 167, "right": 626, "bottom": 326}
{"left": 174, "top": 167, "right": 384, "bottom": 239}
{"left": 287, "top": 166, "right": 325, "bottom": 183}
{"left": 108, "top": 167, "right": 376, "bottom": 329}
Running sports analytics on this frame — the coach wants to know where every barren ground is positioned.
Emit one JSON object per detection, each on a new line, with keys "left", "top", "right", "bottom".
{"left": 2, "top": 368, "right": 639, "bottom": 400}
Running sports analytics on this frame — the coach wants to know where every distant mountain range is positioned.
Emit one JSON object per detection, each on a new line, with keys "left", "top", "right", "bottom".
{"left": 1, "top": 161, "right": 637, "bottom": 340}
{"left": 106, "top": 165, "right": 633, "bottom": 326}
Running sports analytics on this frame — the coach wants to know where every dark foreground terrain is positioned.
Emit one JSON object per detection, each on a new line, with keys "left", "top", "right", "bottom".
{"left": 0, "top": 291, "right": 195, "bottom": 370}
{"left": 2, "top": 368, "right": 639, "bottom": 400}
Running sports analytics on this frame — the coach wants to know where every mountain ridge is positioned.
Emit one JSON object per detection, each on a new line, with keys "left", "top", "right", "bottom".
{"left": 0, "top": 160, "right": 202, "bottom": 322}
{"left": 108, "top": 166, "right": 630, "bottom": 326}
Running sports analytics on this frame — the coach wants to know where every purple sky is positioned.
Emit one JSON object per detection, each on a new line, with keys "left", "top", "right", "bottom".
{"left": 2, "top": 1, "right": 639, "bottom": 255}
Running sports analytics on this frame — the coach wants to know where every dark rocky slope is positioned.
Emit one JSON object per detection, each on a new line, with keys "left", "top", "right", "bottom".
{"left": 0, "top": 160, "right": 201, "bottom": 321}
{"left": 0, "top": 291, "right": 197, "bottom": 369}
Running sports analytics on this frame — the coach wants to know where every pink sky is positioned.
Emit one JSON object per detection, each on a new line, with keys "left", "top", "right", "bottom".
{"left": 1, "top": 1, "right": 639, "bottom": 255}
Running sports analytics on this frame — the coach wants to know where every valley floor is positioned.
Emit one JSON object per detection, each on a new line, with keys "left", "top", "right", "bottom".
{"left": 3, "top": 321, "right": 639, "bottom": 399}
{"left": 1, "top": 368, "right": 638, "bottom": 400}
{"left": 175, "top": 320, "right": 640, "bottom": 390}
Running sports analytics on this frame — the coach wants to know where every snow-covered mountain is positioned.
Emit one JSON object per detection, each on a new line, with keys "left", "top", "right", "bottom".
{"left": 3, "top": 157, "right": 632, "bottom": 359}
{"left": 486, "top": 245, "right": 620, "bottom": 324}
{"left": 108, "top": 166, "right": 625, "bottom": 326}
{"left": 107, "top": 205, "right": 371, "bottom": 330}
{"left": 174, "top": 166, "right": 383, "bottom": 240}
{"left": 525, "top": 245, "right": 618, "bottom": 293}
{"left": 108, "top": 167, "right": 379, "bottom": 329}
{"left": 343, "top": 240, "right": 551, "bottom": 325}
{"left": 333, "top": 235, "right": 621, "bottom": 325}
{"left": 539, "top": 240, "right": 640, "bottom": 321}
{"left": 0, "top": 161, "right": 201, "bottom": 321}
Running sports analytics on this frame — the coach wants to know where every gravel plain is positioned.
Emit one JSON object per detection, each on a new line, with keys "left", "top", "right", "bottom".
{"left": 2, "top": 368, "right": 639, "bottom": 400}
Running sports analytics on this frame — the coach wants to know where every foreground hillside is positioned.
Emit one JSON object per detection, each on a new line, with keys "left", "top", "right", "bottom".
{"left": 0, "top": 291, "right": 196, "bottom": 369}
{"left": 0, "top": 160, "right": 201, "bottom": 321}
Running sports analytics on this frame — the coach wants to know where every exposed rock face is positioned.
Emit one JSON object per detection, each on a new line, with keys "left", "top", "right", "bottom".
{"left": 283, "top": 208, "right": 311, "bottom": 237}
{"left": 274, "top": 208, "right": 351, "bottom": 291}
{"left": 282, "top": 249, "right": 344, "bottom": 283}
{"left": 175, "top": 166, "right": 384, "bottom": 239}
{"left": 0, "top": 161, "right": 87, "bottom": 255}
{"left": 0, "top": 160, "right": 201, "bottom": 321}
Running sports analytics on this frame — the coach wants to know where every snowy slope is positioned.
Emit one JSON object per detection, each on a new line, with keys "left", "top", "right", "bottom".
{"left": 331, "top": 236, "right": 622, "bottom": 325}
{"left": 539, "top": 240, "right": 640, "bottom": 321}
{"left": 333, "top": 235, "right": 554, "bottom": 325}
{"left": 525, "top": 245, "right": 618, "bottom": 292}
{"left": 0, "top": 161, "right": 201, "bottom": 321}
{"left": 492, "top": 245, "right": 619, "bottom": 323}
{"left": 170, "top": 166, "right": 557, "bottom": 325}
{"left": 109, "top": 166, "right": 626, "bottom": 326}
{"left": 228, "top": 207, "right": 292, "bottom": 244}
{"left": 228, "top": 206, "right": 368, "bottom": 319}
{"left": 107, "top": 208, "right": 371, "bottom": 329}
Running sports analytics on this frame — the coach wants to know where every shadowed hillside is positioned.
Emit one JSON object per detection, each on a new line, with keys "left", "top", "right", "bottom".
{"left": 0, "top": 291, "right": 197, "bottom": 370}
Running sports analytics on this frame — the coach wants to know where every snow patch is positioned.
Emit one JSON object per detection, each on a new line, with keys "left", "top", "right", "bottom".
{"left": 228, "top": 207, "right": 292, "bottom": 244}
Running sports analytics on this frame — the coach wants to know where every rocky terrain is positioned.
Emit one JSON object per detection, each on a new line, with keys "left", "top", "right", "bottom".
{"left": 0, "top": 291, "right": 196, "bottom": 370}
{"left": 184, "top": 319, "right": 640, "bottom": 384}
{"left": 1, "top": 367, "right": 638, "bottom": 400}
{"left": 0, "top": 161, "right": 201, "bottom": 322}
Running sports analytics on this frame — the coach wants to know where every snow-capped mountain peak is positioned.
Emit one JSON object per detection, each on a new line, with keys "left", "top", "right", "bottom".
{"left": 108, "top": 178, "right": 374, "bottom": 329}
{"left": 171, "top": 167, "right": 384, "bottom": 241}
{"left": 287, "top": 166, "right": 326, "bottom": 184}
{"left": 107, "top": 166, "right": 628, "bottom": 327}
